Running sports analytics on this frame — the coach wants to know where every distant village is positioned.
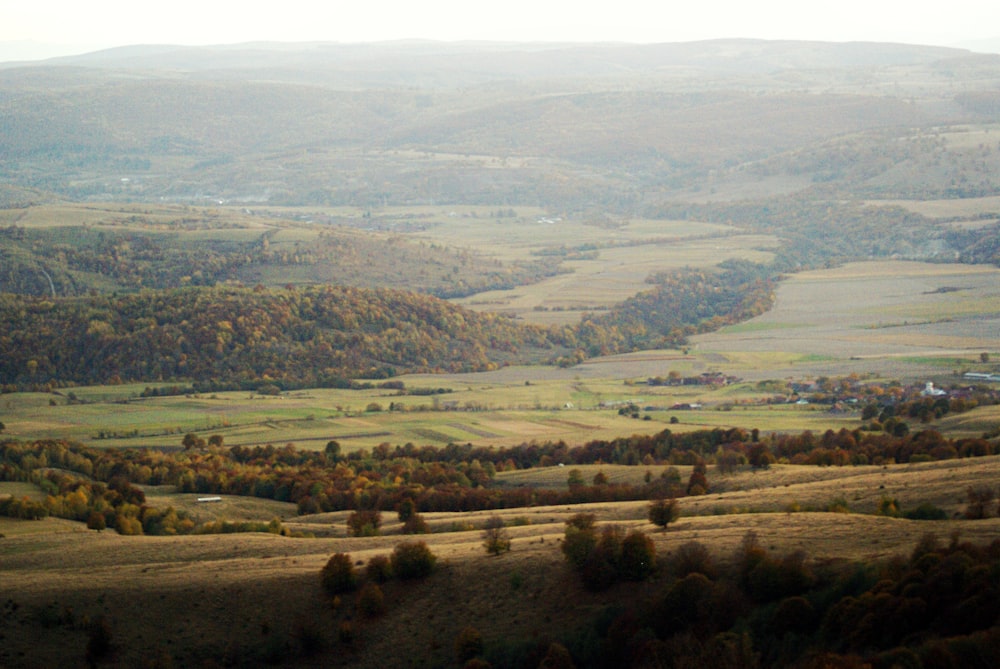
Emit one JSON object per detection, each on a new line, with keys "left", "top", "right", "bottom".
{"left": 635, "top": 371, "right": 1000, "bottom": 415}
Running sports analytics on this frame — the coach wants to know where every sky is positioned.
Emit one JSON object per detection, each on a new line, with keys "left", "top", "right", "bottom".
{"left": 2, "top": 0, "right": 1000, "bottom": 61}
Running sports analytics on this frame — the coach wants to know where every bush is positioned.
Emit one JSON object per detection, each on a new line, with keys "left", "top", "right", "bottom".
{"left": 482, "top": 515, "right": 512, "bottom": 556}
{"left": 85, "top": 616, "right": 114, "bottom": 663}
{"left": 402, "top": 513, "right": 430, "bottom": 534}
{"left": 365, "top": 555, "right": 393, "bottom": 583}
{"left": 620, "top": 530, "right": 656, "bottom": 581}
{"left": 964, "top": 485, "right": 996, "bottom": 519}
{"left": 357, "top": 582, "right": 386, "bottom": 617}
{"left": 397, "top": 498, "right": 416, "bottom": 522}
{"left": 649, "top": 497, "right": 680, "bottom": 529}
{"left": 391, "top": 541, "right": 436, "bottom": 579}
{"left": 671, "top": 540, "right": 717, "bottom": 579}
{"left": 347, "top": 509, "right": 382, "bottom": 537}
{"left": 320, "top": 553, "right": 358, "bottom": 594}
{"left": 455, "top": 626, "right": 485, "bottom": 664}
{"left": 562, "top": 524, "right": 597, "bottom": 570}
{"left": 903, "top": 502, "right": 948, "bottom": 521}
{"left": 566, "top": 513, "right": 596, "bottom": 531}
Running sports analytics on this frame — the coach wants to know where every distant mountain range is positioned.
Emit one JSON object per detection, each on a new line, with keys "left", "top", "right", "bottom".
{"left": 0, "top": 39, "right": 977, "bottom": 80}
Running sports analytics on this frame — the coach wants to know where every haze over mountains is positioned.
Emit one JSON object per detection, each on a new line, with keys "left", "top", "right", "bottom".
{"left": 2, "top": 39, "right": 1000, "bottom": 211}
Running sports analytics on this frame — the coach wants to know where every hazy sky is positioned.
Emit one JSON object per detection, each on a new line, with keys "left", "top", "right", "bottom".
{"left": 2, "top": 0, "right": 999, "bottom": 59}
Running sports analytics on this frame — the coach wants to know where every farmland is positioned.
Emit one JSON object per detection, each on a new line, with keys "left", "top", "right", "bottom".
{"left": 2, "top": 39, "right": 1000, "bottom": 669}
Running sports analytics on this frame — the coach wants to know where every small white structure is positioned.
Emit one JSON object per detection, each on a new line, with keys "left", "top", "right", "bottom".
{"left": 196, "top": 496, "right": 222, "bottom": 503}
{"left": 921, "top": 382, "right": 947, "bottom": 397}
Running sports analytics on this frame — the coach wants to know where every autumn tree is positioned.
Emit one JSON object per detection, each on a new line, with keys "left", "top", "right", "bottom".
{"left": 620, "top": 529, "right": 656, "bottom": 581}
{"left": 391, "top": 541, "right": 436, "bottom": 579}
{"left": 686, "top": 459, "right": 708, "bottom": 495}
{"left": 347, "top": 509, "right": 382, "bottom": 537}
{"left": 320, "top": 553, "right": 358, "bottom": 594}
{"left": 649, "top": 497, "right": 680, "bottom": 529}
{"left": 86, "top": 510, "right": 106, "bottom": 532}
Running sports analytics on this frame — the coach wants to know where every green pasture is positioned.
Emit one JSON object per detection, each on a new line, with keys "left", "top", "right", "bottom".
{"left": 1, "top": 370, "right": 874, "bottom": 452}
{"left": 0, "top": 481, "right": 46, "bottom": 501}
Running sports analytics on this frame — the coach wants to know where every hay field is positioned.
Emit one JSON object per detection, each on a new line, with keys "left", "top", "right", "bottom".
{"left": 692, "top": 260, "right": 1000, "bottom": 381}
{"left": 3, "top": 455, "right": 1000, "bottom": 668}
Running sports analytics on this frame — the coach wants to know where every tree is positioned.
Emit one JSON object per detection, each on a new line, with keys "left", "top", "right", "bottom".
{"left": 567, "top": 468, "right": 585, "bottom": 489}
{"left": 207, "top": 434, "right": 224, "bottom": 448}
{"left": 482, "top": 515, "right": 511, "bottom": 556}
{"left": 687, "top": 460, "right": 708, "bottom": 495}
{"left": 620, "top": 529, "right": 656, "bottom": 580}
{"left": 356, "top": 582, "right": 386, "bottom": 618}
{"left": 397, "top": 498, "right": 416, "bottom": 522}
{"left": 649, "top": 497, "right": 680, "bottom": 529}
{"left": 181, "top": 433, "right": 205, "bottom": 450}
{"left": 86, "top": 510, "right": 106, "bottom": 532}
{"left": 324, "top": 440, "right": 341, "bottom": 463}
{"left": 964, "top": 485, "right": 996, "bottom": 519}
{"left": 347, "top": 509, "right": 381, "bottom": 537}
{"left": 402, "top": 513, "right": 430, "bottom": 534}
{"left": 391, "top": 541, "right": 436, "bottom": 579}
{"left": 320, "top": 553, "right": 358, "bottom": 594}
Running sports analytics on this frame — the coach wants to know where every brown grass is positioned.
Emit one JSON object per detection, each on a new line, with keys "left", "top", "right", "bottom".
{"left": 3, "top": 455, "right": 1000, "bottom": 667}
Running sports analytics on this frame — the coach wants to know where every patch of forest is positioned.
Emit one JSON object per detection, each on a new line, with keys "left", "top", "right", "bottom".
{"left": 2, "top": 410, "right": 996, "bottom": 527}
{"left": 0, "top": 261, "right": 778, "bottom": 388}
{"left": 0, "top": 285, "right": 569, "bottom": 388}
{"left": 0, "top": 221, "right": 562, "bottom": 298}
{"left": 537, "top": 523, "right": 1000, "bottom": 669}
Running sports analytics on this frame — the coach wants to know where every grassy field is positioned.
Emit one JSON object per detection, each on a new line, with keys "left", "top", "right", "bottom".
{"left": 3, "top": 454, "right": 999, "bottom": 668}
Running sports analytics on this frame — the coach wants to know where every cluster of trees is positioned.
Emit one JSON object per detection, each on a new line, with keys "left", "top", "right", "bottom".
{"left": 4, "top": 415, "right": 994, "bottom": 535}
{"left": 0, "top": 439, "right": 304, "bottom": 536}
{"left": 0, "top": 217, "right": 564, "bottom": 299}
{"left": 0, "top": 284, "right": 565, "bottom": 388}
{"left": 0, "top": 260, "right": 787, "bottom": 389}
{"left": 493, "top": 531, "right": 1000, "bottom": 668}
{"left": 561, "top": 513, "right": 657, "bottom": 590}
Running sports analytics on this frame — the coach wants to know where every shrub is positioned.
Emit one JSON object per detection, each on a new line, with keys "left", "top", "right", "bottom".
{"left": 771, "top": 596, "right": 817, "bottom": 636}
{"left": 397, "top": 498, "right": 416, "bottom": 522}
{"left": 877, "top": 496, "right": 900, "bottom": 517}
{"left": 620, "top": 530, "right": 656, "bottom": 581}
{"left": 562, "top": 524, "right": 597, "bottom": 570}
{"left": 347, "top": 509, "right": 382, "bottom": 537}
{"left": 85, "top": 616, "right": 114, "bottom": 663}
{"left": 320, "top": 553, "right": 358, "bottom": 594}
{"left": 566, "top": 513, "right": 596, "bottom": 531}
{"left": 964, "top": 485, "right": 995, "bottom": 519}
{"left": 357, "top": 582, "right": 386, "bottom": 617}
{"left": 337, "top": 621, "right": 355, "bottom": 645}
{"left": 455, "top": 626, "right": 485, "bottom": 664}
{"left": 903, "top": 502, "right": 948, "bottom": 521}
{"left": 649, "top": 497, "right": 680, "bottom": 529}
{"left": 391, "top": 541, "right": 436, "bottom": 579}
{"left": 86, "top": 510, "right": 106, "bottom": 532}
{"left": 538, "top": 641, "right": 576, "bottom": 669}
{"left": 402, "top": 513, "right": 430, "bottom": 534}
{"left": 671, "top": 540, "right": 717, "bottom": 579}
{"left": 365, "top": 555, "right": 393, "bottom": 583}
{"left": 482, "top": 515, "right": 512, "bottom": 556}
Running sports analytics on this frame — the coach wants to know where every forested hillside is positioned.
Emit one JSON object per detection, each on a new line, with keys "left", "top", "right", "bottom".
{"left": 0, "top": 285, "right": 569, "bottom": 388}
{"left": 3, "top": 40, "right": 1000, "bottom": 386}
